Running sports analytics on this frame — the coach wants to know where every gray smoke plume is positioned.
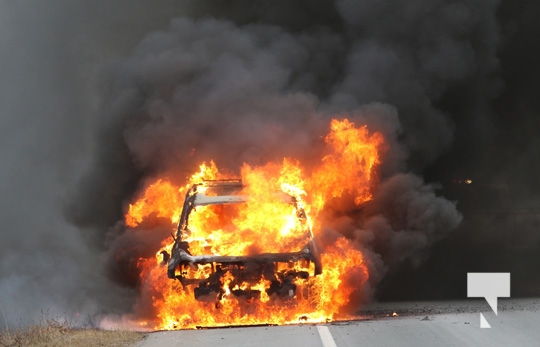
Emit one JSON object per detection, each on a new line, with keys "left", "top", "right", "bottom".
{"left": 2, "top": 0, "right": 538, "bottom": 326}
{"left": 0, "top": 0, "right": 188, "bottom": 326}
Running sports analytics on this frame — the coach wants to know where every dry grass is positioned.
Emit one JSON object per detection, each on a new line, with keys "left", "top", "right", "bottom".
{"left": 0, "top": 318, "right": 145, "bottom": 347}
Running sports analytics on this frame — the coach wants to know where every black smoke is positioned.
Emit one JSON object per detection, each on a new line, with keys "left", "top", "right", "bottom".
{"left": 2, "top": 0, "right": 539, "bottom": 326}
{"left": 64, "top": 0, "right": 483, "bottom": 314}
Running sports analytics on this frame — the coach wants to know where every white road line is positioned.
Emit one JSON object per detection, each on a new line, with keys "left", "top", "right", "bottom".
{"left": 317, "top": 325, "right": 338, "bottom": 347}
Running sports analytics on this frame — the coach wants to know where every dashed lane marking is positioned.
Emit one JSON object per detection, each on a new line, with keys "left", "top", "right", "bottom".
{"left": 317, "top": 325, "right": 338, "bottom": 347}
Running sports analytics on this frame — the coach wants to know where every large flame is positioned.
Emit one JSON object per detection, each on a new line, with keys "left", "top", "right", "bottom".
{"left": 124, "top": 118, "right": 384, "bottom": 329}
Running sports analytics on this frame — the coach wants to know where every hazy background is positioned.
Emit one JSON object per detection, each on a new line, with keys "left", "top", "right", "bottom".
{"left": 1, "top": 0, "right": 539, "bottom": 325}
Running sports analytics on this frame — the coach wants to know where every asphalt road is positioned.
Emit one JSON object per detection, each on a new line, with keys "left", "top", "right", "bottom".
{"left": 136, "top": 298, "right": 540, "bottom": 347}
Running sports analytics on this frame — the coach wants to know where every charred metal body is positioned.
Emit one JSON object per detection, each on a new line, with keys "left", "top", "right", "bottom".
{"left": 166, "top": 180, "right": 322, "bottom": 300}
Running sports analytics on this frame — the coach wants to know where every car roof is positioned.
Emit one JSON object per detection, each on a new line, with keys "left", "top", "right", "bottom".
{"left": 192, "top": 180, "right": 295, "bottom": 207}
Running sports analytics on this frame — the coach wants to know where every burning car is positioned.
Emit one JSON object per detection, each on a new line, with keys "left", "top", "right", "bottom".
{"left": 165, "top": 179, "right": 322, "bottom": 302}
{"left": 124, "top": 119, "right": 380, "bottom": 328}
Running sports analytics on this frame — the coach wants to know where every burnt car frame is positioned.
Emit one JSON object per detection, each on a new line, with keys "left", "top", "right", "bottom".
{"left": 166, "top": 179, "right": 322, "bottom": 300}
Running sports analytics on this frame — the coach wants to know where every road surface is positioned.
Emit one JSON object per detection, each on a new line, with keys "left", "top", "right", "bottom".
{"left": 136, "top": 298, "right": 540, "bottom": 347}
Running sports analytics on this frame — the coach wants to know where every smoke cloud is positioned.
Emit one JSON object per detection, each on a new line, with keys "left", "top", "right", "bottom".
{"left": 2, "top": 0, "right": 539, "bottom": 325}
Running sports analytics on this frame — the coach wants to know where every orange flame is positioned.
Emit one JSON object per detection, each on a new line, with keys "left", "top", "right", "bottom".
{"left": 124, "top": 118, "right": 384, "bottom": 329}
{"left": 309, "top": 118, "right": 384, "bottom": 213}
